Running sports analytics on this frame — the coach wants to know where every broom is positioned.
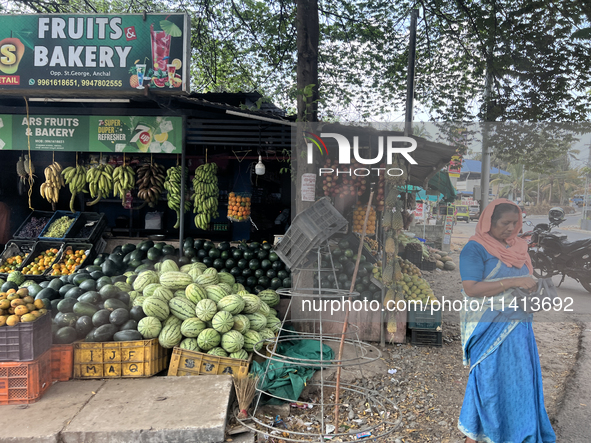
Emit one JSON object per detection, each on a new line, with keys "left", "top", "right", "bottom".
{"left": 233, "top": 374, "right": 259, "bottom": 419}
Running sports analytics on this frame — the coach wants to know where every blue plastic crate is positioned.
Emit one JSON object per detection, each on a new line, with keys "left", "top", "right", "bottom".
{"left": 38, "top": 211, "right": 80, "bottom": 241}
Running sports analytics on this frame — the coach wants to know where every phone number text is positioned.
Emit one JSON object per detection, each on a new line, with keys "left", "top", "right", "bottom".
{"left": 35, "top": 79, "right": 123, "bottom": 87}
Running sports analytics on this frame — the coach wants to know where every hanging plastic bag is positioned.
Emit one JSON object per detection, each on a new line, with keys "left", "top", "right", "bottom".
{"left": 227, "top": 192, "right": 251, "bottom": 222}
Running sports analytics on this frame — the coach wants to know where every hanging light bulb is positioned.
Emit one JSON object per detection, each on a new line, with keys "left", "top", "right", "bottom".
{"left": 255, "top": 155, "right": 265, "bottom": 175}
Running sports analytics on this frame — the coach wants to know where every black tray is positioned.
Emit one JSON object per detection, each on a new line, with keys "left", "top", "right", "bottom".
{"left": 0, "top": 240, "right": 36, "bottom": 278}
{"left": 47, "top": 242, "right": 94, "bottom": 278}
{"left": 13, "top": 211, "right": 54, "bottom": 240}
{"left": 18, "top": 241, "right": 65, "bottom": 281}
{"left": 66, "top": 212, "right": 106, "bottom": 243}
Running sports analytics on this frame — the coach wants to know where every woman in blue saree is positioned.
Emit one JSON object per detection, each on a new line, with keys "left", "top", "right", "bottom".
{"left": 458, "top": 199, "right": 556, "bottom": 443}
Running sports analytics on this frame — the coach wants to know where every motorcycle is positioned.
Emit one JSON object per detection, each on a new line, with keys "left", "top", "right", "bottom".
{"left": 520, "top": 217, "right": 591, "bottom": 293}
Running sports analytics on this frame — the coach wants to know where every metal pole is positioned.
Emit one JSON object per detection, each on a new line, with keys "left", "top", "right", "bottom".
{"left": 404, "top": 9, "right": 419, "bottom": 137}
{"left": 179, "top": 121, "right": 187, "bottom": 258}
{"left": 521, "top": 165, "right": 525, "bottom": 204}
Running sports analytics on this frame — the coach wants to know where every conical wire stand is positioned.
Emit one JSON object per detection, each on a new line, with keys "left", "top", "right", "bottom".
{"left": 234, "top": 241, "right": 399, "bottom": 441}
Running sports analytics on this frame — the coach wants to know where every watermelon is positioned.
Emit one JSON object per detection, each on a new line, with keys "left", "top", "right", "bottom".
{"left": 212, "top": 311, "right": 234, "bottom": 333}
{"left": 153, "top": 286, "right": 174, "bottom": 303}
{"left": 7, "top": 271, "right": 25, "bottom": 286}
{"left": 128, "top": 291, "right": 141, "bottom": 302}
{"left": 188, "top": 267, "right": 203, "bottom": 281}
{"left": 138, "top": 316, "right": 162, "bottom": 339}
{"left": 185, "top": 283, "right": 207, "bottom": 304}
{"left": 205, "top": 285, "right": 228, "bottom": 303}
{"left": 232, "top": 314, "right": 251, "bottom": 334}
{"left": 195, "top": 299, "right": 217, "bottom": 322}
{"left": 217, "top": 295, "right": 245, "bottom": 315}
{"left": 266, "top": 316, "right": 281, "bottom": 333}
{"left": 180, "top": 264, "right": 193, "bottom": 273}
{"left": 221, "top": 330, "right": 244, "bottom": 353}
{"left": 159, "top": 323, "right": 182, "bottom": 348}
{"left": 217, "top": 272, "right": 235, "bottom": 285}
{"left": 160, "top": 271, "right": 193, "bottom": 291}
{"left": 257, "top": 301, "right": 271, "bottom": 317}
{"left": 143, "top": 297, "right": 170, "bottom": 321}
{"left": 233, "top": 283, "right": 246, "bottom": 293}
{"left": 243, "top": 330, "right": 263, "bottom": 352}
{"left": 192, "top": 262, "right": 208, "bottom": 272}
{"left": 218, "top": 282, "right": 234, "bottom": 294}
{"left": 268, "top": 308, "right": 278, "bottom": 317}
{"left": 241, "top": 294, "right": 262, "bottom": 314}
{"left": 142, "top": 283, "right": 162, "bottom": 298}
{"left": 195, "top": 273, "right": 218, "bottom": 286}
{"left": 169, "top": 297, "right": 197, "bottom": 321}
{"left": 181, "top": 318, "right": 207, "bottom": 338}
{"left": 161, "top": 259, "right": 180, "bottom": 273}
{"left": 207, "top": 347, "right": 228, "bottom": 357}
{"left": 114, "top": 281, "right": 133, "bottom": 292}
{"left": 179, "top": 337, "right": 200, "bottom": 352}
{"left": 230, "top": 350, "right": 249, "bottom": 360}
{"left": 164, "top": 315, "right": 183, "bottom": 327}
{"left": 203, "top": 267, "right": 218, "bottom": 276}
{"left": 236, "top": 290, "right": 249, "bottom": 296}
{"left": 197, "top": 328, "right": 221, "bottom": 351}
{"left": 258, "top": 289, "right": 280, "bottom": 307}
{"left": 259, "top": 328, "right": 276, "bottom": 342}
{"left": 133, "top": 295, "right": 147, "bottom": 307}
{"left": 246, "top": 313, "right": 267, "bottom": 331}
{"left": 133, "top": 271, "right": 159, "bottom": 292}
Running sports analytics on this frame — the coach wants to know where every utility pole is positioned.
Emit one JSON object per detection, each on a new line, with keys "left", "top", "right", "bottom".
{"left": 404, "top": 9, "right": 419, "bottom": 137}
{"left": 521, "top": 165, "right": 525, "bottom": 204}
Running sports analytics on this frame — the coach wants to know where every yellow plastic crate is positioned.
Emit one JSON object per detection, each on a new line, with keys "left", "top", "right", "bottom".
{"left": 73, "top": 339, "right": 167, "bottom": 379}
{"left": 167, "top": 347, "right": 251, "bottom": 379}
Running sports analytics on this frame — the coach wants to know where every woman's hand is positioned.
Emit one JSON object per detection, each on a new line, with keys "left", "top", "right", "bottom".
{"left": 515, "top": 275, "right": 537, "bottom": 292}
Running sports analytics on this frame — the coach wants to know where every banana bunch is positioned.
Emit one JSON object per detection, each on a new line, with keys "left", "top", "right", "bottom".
{"left": 164, "top": 166, "right": 192, "bottom": 229}
{"left": 136, "top": 163, "right": 166, "bottom": 207}
{"left": 192, "top": 163, "right": 219, "bottom": 230}
{"left": 86, "top": 164, "right": 114, "bottom": 206}
{"left": 62, "top": 165, "right": 87, "bottom": 212}
{"left": 40, "top": 161, "right": 64, "bottom": 205}
{"left": 113, "top": 164, "right": 136, "bottom": 204}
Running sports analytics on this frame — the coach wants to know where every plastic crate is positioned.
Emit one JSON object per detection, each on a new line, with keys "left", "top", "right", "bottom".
{"left": 38, "top": 211, "right": 79, "bottom": 240}
{"left": 50, "top": 344, "right": 74, "bottom": 382}
{"left": 0, "top": 240, "right": 36, "bottom": 277}
{"left": 13, "top": 211, "right": 54, "bottom": 240}
{"left": 73, "top": 339, "right": 167, "bottom": 379}
{"left": 420, "top": 260, "right": 437, "bottom": 272}
{"left": 66, "top": 212, "right": 106, "bottom": 243}
{"left": 410, "top": 328, "right": 443, "bottom": 347}
{"left": 0, "top": 313, "right": 52, "bottom": 362}
{"left": 168, "top": 347, "right": 251, "bottom": 379}
{"left": 18, "top": 241, "right": 65, "bottom": 281}
{"left": 46, "top": 242, "right": 94, "bottom": 279}
{"left": 404, "top": 248, "right": 423, "bottom": 266}
{"left": 275, "top": 197, "right": 348, "bottom": 269}
{"left": 407, "top": 303, "right": 442, "bottom": 330}
{"left": 0, "top": 349, "right": 52, "bottom": 405}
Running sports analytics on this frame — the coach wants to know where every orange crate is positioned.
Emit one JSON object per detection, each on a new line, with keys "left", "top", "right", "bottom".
{"left": 0, "top": 349, "right": 52, "bottom": 405}
{"left": 167, "top": 347, "right": 251, "bottom": 379}
{"left": 50, "top": 344, "right": 74, "bottom": 382}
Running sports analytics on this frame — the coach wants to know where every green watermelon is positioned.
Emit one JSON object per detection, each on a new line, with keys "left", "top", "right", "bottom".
{"left": 241, "top": 294, "right": 262, "bottom": 314}
{"left": 192, "top": 262, "right": 207, "bottom": 272}
{"left": 179, "top": 337, "right": 200, "bottom": 352}
{"left": 221, "top": 330, "right": 244, "bottom": 353}
{"left": 207, "top": 347, "right": 228, "bottom": 357}
{"left": 195, "top": 299, "right": 217, "bottom": 322}
{"left": 143, "top": 297, "right": 170, "bottom": 321}
{"left": 195, "top": 273, "right": 218, "bottom": 286}
{"left": 185, "top": 283, "right": 207, "bottom": 304}
{"left": 159, "top": 322, "right": 182, "bottom": 348}
{"left": 133, "top": 271, "right": 159, "bottom": 292}
{"left": 257, "top": 301, "right": 271, "bottom": 317}
{"left": 188, "top": 267, "right": 203, "bottom": 281}
{"left": 259, "top": 327, "right": 276, "bottom": 342}
{"left": 180, "top": 264, "right": 193, "bottom": 273}
{"left": 205, "top": 285, "right": 228, "bottom": 303}
{"left": 169, "top": 297, "right": 197, "bottom": 321}
{"left": 217, "top": 272, "right": 235, "bottom": 285}
{"left": 161, "top": 259, "right": 180, "bottom": 273}
{"left": 114, "top": 281, "right": 133, "bottom": 293}
{"left": 246, "top": 313, "right": 267, "bottom": 331}
{"left": 160, "top": 271, "right": 193, "bottom": 291}
{"left": 266, "top": 316, "right": 281, "bottom": 333}
{"left": 181, "top": 317, "right": 207, "bottom": 338}
{"left": 232, "top": 314, "right": 250, "bottom": 334}
{"left": 258, "top": 289, "right": 280, "bottom": 307}
{"left": 243, "top": 330, "right": 263, "bottom": 352}
{"left": 230, "top": 349, "right": 249, "bottom": 360}
{"left": 197, "top": 328, "right": 221, "bottom": 351}
{"left": 138, "top": 316, "right": 162, "bottom": 339}
{"left": 142, "top": 283, "right": 161, "bottom": 298}
{"left": 217, "top": 295, "right": 245, "bottom": 315}
{"left": 133, "top": 295, "right": 147, "bottom": 307}
{"left": 7, "top": 271, "right": 25, "bottom": 286}
{"left": 232, "top": 283, "right": 246, "bottom": 293}
{"left": 153, "top": 286, "right": 174, "bottom": 303}
{"left": 212, "top": 311, "right": 234, "bottom": 333}
{"left": 217, "top": 282, "right": 234, "bottom": 294}
{"left": 164, "top": 315, "right": 183, "bottom": 327}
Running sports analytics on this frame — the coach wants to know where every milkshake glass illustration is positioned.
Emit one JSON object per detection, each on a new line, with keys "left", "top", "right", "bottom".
{"left": 135, "top": 64, "right": 146, "bottom": 89}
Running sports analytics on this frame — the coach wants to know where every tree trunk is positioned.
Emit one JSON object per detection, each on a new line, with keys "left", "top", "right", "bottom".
{"left": 296, "top": 0, "right": 319, "bottom": 122}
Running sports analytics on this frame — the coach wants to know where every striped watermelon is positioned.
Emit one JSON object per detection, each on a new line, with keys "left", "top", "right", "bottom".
{"left": 160, "top": 271, "right": 193, "bottom": 291}
{"left": 195, "top": 273, "right": 218, "bottom": 286}
{"left": 164, "top": 315, "right": 183, "bottom": 327}
{"left": 207, "top": 347, "right": 228, "bottom": 357}
{"left": 259, "top": 328, "right": 276, "bottom": 342}
{"left": 133, "top": 295, "right": 147, "bottom": 307}
{"left": 232, "top": 314, "right": 250, "bottom": 334}
{"left": 195, "top": 299, "right": 217, "bottom": 321}
{"left": 218, "top": 283, "right": 234, "bottom": 294}
{"left": 7, "top": 271, "right": 24, "bottom": 286}
{"left": 217, "top": 272, "right": 235, "bottom": 285}
{"left": 181, "top": 318, "right": 207, "bottom": 338}
{"left": 185, "top": 283, "right": 207, "bottom": 304}
{"left": 257, "top": 301, "right": 271, "bottom": 317}
{"left": 221, "top": 330, "right": 244, "bottom": 353}
{"left": 159, "top": 323, "right": 182, "bottom": 348}
{"left": 241, "top": 294, "right": 262, "bottom": 314}
{"left": 192, "top": 262, "right": 208, "bottom": 272}
{"left": 268, "top": 308, "right": 278, "bottom": 317}
{"left": 266, "top": 316, "right": 281, "bottom": 333}
{"left": 258, "top": 289, "right": 280, "bottom": 307}
{"left": 180, "top": 337, "right": 200, "bottom": 352}
{"left": 232, "top": 283, "right": 246, "bottom": 293}
{"left": 154, "top": 262, "right": 162, "bottom": 272}
{"left": 153, "top": 286, "right": 174, "bottom": 303}
{"left": 143, "top": 283, "right": 162, "bottom": 298}
{"left": 129, "top": 291, "right": 141, "bottom": 302}
{"left": 138, "top": 316, "right": 162, "bottom": 339}
{"left": 143, "top": 297, "right": 170, "bottom": 321}
{"left": 169, "top": 297, "right": 197, "bottom": 321}
{"left": 133, "top": 270, "right": 160, "bottom": 292}
{"left": 205, "top": 285, "right": 228, "bottom": 303}
{"left": 161, "top": 259, "right": 180, "bottom": 273}
{"left": 217, "top": 295, "right": 245, "bottom": 315}
{"left": 114, "top": 281, "right": 133, "bottom": 292}
{"left": 197, "top": 328, "right": 220, "bottom": 351}
{"left": 180, "top": 264, "right": 193, "bottom": 273}
{"left": 230, "top": 350, "right": 249, "bottom": 360}
{"left": 236, "top": 290, "right": 249, "bottom": 296}
{"left": 203, "top": 267, "right": 218, "bottom": 276}
{"left": 212, "top": 311, "right": 234, "bottom": 333}
{"left": 188, "top": 267, "right": 203, "bottom": 281}
{"left": 246, "top": 313, "right": 267, "bottom": 331}
{"left": 174, "top": 290, "right": 187, "bottom": 298}
{"left": 243, "top": 330, "right": 263, "bottom": 352}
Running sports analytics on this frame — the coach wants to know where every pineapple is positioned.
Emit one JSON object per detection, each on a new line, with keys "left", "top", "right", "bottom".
{"left": 385, "top": 236, "right": 396, "bottom": 254}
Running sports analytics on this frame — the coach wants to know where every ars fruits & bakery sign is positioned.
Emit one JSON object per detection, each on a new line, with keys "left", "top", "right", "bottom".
{"left": 0, "top": 13, "right": 190, "bottom": 95}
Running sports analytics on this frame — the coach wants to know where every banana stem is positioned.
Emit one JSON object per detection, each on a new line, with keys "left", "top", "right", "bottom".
{"left": 69, "top": 193, "right": 76, "bottom": 213}
{"left": 87, "top": 191, "right": 102, "bottom": 206}
{"left": 173, "top": 210, "right": 180, "bottom": 229}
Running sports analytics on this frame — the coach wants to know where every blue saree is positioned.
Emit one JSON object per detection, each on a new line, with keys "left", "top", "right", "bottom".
{"left": 458, "top": 241, "right": 556, "bottom": 443}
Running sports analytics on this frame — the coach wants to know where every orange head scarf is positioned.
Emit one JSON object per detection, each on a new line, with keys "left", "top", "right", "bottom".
{"left": 469, "top": 198, "right": 532, "bottom": 273}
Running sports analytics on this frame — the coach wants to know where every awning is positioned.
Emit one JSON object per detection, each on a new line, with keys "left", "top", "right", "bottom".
{"left": 427, "top": 171, "right": 456, "bottom": 202}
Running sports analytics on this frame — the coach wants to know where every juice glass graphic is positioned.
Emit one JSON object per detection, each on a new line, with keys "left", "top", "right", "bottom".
{"left": 167, "top": 64, "right": 176, "bottom": 88}
{"left": 150, "top": 24, "right": 171, "bottom": 71}
{"left": 135, "top": 64, "right": 146, "bottom": 89}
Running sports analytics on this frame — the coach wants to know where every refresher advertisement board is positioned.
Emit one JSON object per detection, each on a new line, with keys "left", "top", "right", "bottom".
{"left": 0, "top": 13, "right": 190, "bottom": 95}
{"left": 0, "top": 114, "right": 183, "bottom": 153}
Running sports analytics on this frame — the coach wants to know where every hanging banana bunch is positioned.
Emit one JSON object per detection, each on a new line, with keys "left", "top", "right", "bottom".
{"left": 112, "top": 164, "right": 136, "bottom": 205}
{"left": 136, "top": 162, "right": 165, "bottom": 207}
{"left": 40, "top": 161, "right": 64, "bottom": 205}
{"left": 164, "top": 165, "right": 192, "bottom": 229}
{"left": 192, "top": 163, "right": 219, "bottom": 230}
{"left": 16, "top": 156, "right": 27, "bottom": 184}
{"left": 62, "top": 164, "right": 87, "bottom": 213}
{"left": 86, "top": 163, "right": 114, "bottom": 206}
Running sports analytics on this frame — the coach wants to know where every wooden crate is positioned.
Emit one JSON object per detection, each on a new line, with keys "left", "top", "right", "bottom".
{"left": 168, "top": 347, "right": 251, "bottom": 379}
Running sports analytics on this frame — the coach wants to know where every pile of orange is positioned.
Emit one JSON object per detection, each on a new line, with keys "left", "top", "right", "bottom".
{"left": 21, "top": 248, "right": 60, "bottom": 276}
{"left": 352, "top": 205, "right": 377, "bottom": 235}
{"left": 50, "top": 248, "right": 87, "bottom": 276}
{"left": 0, "top": 288, "right": 47, "bottom": 327}
{"left": 0, "top": 253, "right": 27, "bottom": 273}
{"left": 227, "top": 192, "right": 251, "bottom": 222}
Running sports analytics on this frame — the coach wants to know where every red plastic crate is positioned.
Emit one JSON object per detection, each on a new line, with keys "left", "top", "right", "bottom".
{"left": 0, "top": 313, "right": 52, "bottom": 361}
{"left": 50, "top": 344, "right": 74, "bottom": 382}
{"left": 0, "top": 349, "right": 52, "bottom": 405}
